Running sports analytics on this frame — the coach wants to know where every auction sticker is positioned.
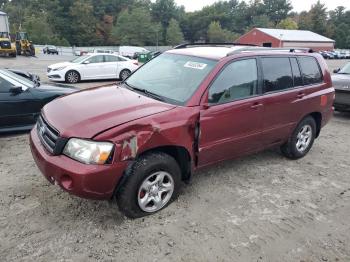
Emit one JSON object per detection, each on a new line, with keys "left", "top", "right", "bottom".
{"left": 184, "top": 61, "right": 207, "bottom": 70}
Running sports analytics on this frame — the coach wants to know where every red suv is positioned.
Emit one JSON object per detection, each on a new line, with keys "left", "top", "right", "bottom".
{"left": 30, "top": 44, "right": 334, "bottom": 218}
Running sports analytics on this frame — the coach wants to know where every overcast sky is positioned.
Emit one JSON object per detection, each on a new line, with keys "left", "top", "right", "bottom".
{"left": 174, "top": 0, "right": 350, "bottom": 12}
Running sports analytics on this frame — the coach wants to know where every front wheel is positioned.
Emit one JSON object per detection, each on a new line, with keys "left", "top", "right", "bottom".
{"left": 116, "top": 152, "right": 181, "bottom": 218}
{"left": 281, "top": 116, "right": 316, "bottom": 159}
{"left": 119, "top": 69, "right": 131, "bottom": 81}
{"left": 65, "top": 70, "right": 80, "bottom": 84}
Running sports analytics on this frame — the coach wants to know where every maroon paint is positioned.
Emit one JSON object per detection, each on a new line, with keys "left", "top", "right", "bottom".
{"left": 30, "top": 50, "right": 334, "bottom": 200}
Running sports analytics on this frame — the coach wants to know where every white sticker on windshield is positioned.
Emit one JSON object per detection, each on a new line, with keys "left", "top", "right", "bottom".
{"left": 184, "top": 61, "right": 207, "bottom": 70}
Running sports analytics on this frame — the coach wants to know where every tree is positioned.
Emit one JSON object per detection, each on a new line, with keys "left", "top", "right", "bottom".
{"left": 207, "top": 21, "right": 237, "bottom": 42}
{"left": 263, "top": 0, "right": 292, "bottom": 25}
{"left": 112, "top": 7, "right": 160, "bottom": 46}
{"left": 277, "top": 17, "right": 298, "bottom": 29}
{"left": 166, "top": 18, "right": 184, "bottom": 45}
{"left": 308, "top": 1, "right": 327, "bottom": 35}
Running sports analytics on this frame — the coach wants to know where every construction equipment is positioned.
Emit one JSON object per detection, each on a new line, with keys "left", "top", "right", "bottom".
{"left": 16, "top": 31, "right": 35, "bottom": 56}
{"left": 0, "top": 11, "right": 17, "bottom": 57}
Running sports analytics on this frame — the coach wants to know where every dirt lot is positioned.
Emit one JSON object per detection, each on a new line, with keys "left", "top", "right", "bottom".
{"left": 1, "top": 56, "right": 350, "bottom": 261}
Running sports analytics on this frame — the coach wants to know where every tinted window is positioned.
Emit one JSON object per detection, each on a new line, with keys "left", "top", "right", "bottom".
{"left": 104, "top": 55, "right": 119, "bottom": 62}
{"left": 298, "top": 57, "right": 323, "bottom": 85}
{"left": 209, "top": 59, "right": 258, "bottom": 104}
{"left": 87, "top": 55, "right": 104, "bottom": 63}
{"left": 262, "top": 57, "right": 293, "bottom": 93}
{"left": 0, "top": 76, "right": 14, "bottom": 93}
{"left": 290, "top": 58, "right": 303, "bottom": 87}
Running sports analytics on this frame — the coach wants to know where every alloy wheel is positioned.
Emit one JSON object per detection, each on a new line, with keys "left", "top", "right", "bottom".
{"left": 296, "top": 124, "right": 312, "bottom": 153}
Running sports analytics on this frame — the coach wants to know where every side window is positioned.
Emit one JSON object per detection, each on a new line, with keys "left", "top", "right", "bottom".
{"left": 261, "top": 57, "right": 293, "bottom": 93}
{"left": 208, "top": 59, "right": 258, "bottom": 105}
{"left": 290, "top": 57, "right": 303, "bottom": 87}
{"left": 104, "top": 55, "right": 119, "bottom": 62}
{"left": 0, "top": 76, "right": 14, "bottom": 93}
{"left": 298, "top": 57, "right": 323, "bottom": 85}
{"left": 86, "top": 55, "right": 104, "bottom": 64}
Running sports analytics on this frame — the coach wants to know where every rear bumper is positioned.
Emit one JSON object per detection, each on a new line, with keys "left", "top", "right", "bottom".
{"left": 29, "top": 127, "right": 129, "bottom": 200}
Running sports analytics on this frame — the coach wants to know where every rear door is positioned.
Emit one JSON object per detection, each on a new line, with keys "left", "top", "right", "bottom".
{"left": 198, "top": 58, "right": 264, "bottom": 166}
{"left": 103, "top": 55, "right": 119, "bottom": 79}
{"left": 260, "top": 56, "right": 324, "bottom": 146}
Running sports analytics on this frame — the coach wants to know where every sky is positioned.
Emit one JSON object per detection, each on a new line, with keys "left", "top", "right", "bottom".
{"left": 174, "top": 0, "right": 350, "bottom": 12}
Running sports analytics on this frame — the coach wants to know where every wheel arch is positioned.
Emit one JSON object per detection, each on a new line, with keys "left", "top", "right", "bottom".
{"left": 308, "top": 112, "right": 322, "bottom": 138}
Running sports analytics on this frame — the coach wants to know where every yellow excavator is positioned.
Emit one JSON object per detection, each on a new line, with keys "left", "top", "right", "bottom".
{"left": 15, "top": 31, "right": 35, "bottom": 56}
{"left": 0, "top": 11, "right": 17, "bottom": 57}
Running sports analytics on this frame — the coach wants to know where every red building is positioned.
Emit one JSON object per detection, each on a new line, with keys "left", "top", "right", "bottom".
{"left": 236, "top": 28, "right": 335, "bottom": 51}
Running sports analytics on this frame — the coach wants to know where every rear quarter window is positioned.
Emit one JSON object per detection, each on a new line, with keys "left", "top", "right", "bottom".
{"left": 298, "top": 57, "right": 323, "bottom": 85}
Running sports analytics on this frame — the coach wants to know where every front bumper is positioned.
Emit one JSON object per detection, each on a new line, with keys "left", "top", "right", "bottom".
{"left": 29, "top": 127, "right": 129, "bottom": 200}
{"left": 47, "top": 70, "right": 65, "bottom": 81}
{"left": 334, "top": 90, "right": 350, "bottom": 111}
{"left": 0, "top": 48, "right": 16, "bottom": 54}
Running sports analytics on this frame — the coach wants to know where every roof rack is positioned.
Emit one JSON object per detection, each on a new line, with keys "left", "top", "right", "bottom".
{"left": 227, "top": 47, "right": 314, "bottom": 56}
{"left": 174, "top": 42, "right": 257, "bottom": 49}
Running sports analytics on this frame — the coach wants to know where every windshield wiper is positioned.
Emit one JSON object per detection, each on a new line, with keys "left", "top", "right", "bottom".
{"left": 123, "top": 82, "right": 166, "bottom": 102}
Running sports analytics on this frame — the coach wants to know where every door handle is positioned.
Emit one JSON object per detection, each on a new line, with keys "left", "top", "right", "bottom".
{"left": 251, "top": 102, "right": 263, "bottom": 109}
{"left": 297, "top": 92, "right": 305, "bottom": 99}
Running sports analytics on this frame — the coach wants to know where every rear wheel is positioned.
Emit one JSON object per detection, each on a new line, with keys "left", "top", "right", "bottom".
{"left": 65, "top": 70, "right": 80, "bottom": 84}
{"left": 281, "top": 116, "right": 316, "bottom": 159}
{"left": 116, "top": 152, "right": 181, "bottom": 218}
{"left": 119, "top": 69, "right": 131, "bottom": 81}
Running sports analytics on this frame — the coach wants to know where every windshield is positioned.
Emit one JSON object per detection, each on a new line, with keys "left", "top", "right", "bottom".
{"left": 125, "top": 53, "right": 217, "bottom": 104}
{"left": 0, "top": 69, "right": 34, "bottom": 88}
{"left": 70, "top": 55, "right": 89, "bottom": 63}
{"left": 339, "top": 63, "right": 350, "bottom": 74}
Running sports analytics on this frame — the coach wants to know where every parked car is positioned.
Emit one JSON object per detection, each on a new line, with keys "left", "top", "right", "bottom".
{"left": 0, "top": 69, "right": 77, "bottom": 133}
{"left": 47, "top": 53, "right": 139, "bottom": 83}
{"left": 332, "top": 62, "right": 350, "bottom": 111}
{"left": 7, "top": 68, "right": 40, "bottom": 83}
{"left": 43, "top": 45, "right": 59, "bottom": 55}
{"left": 91, "top": 49, "right": 116, "bottom": 54}
{"left": 119, "top": 46, "right": 149, "bottom": 59}
{"left": 320, "top": 51, "right": 334, "bottom": 59}
{"left": 30, "top": 44, "right": 334, "bottom": 218}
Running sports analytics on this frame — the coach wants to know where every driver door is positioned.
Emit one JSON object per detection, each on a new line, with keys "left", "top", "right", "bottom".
{"left": 198, "top": 58, "right": 264, "bottom": 167}
{"left": 0, "top": 76, "right": 35, "bottom": 130}
{"left": 80, "top": 55, "right": 106, "bottom": 79}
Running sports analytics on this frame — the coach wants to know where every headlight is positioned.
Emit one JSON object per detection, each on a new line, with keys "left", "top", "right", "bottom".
{"left": 53, "top": 66, "right": 66, "bottom": 71}
{"left": 63, "top": 138, "right": 114, "bottom": 165}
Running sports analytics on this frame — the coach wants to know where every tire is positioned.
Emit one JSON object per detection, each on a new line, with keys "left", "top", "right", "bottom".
{"left": 65, "top": 70, "right": 80, "bottom": 84}
{"left": 119, "top": 69, "right": 131, "bottom": 81}
{"left": 116, "top": 152, "right": 181, "bottom": 218}
{"left": 281, "top": 116, "right": 316, "bottom": 160}
{"left": 10, "top": 52, "right": 16, "bottom": 58}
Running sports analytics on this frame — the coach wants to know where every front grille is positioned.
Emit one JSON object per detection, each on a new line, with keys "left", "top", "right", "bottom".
{"left": 37, "top": 115, "right": 60, "bottom": 154}
{"left": 0, "top": 41, "right": 11, "bottom": 49}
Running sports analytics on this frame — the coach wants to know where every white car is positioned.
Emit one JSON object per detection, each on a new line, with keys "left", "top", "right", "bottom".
{"left": 47, "top": 53, "right": 139, "bottom": 83}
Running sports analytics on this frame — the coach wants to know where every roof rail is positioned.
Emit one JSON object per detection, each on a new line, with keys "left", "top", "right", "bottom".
{"left": 227, "top": 47, "right": 314, "bottom": 56}
{"left": 174, "top": 42, "right": 257, "bottom": 49}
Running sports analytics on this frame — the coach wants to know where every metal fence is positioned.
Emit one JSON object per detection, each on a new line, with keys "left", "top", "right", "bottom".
{"left": 35, "top": 45, "right": 173, "bottom": 56}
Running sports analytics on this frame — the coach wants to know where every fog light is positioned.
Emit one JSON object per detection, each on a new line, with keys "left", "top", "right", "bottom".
{"left": 60, "top": 175, "right": 73, "bottom": 190}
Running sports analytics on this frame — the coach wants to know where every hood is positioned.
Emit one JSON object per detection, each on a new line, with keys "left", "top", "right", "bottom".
{"left": 42, "top": 85, "right": 176, "bottom": 138}
{"left": 35, "top": 83, "right": 78, "bottom": 93}
{"left": 331, "top": 74, "right": 350, "bottom": 91}
{"left": 48, "top": 62, "right": 73, "bottom": 69}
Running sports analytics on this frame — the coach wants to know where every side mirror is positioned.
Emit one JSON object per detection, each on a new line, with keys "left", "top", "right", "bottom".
{"left": 333, "top": 68, "right": 340, "bottom": 73}
{"left": 9, "top": 86, "right": 23, "bottom": 94}
{"left": 82, "top": 60, "right": 90, "bottom": 64}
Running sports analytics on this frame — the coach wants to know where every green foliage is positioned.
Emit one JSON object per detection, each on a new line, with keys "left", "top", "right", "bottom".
{"left": 166, "top": 18, "right": 184, "bottom": 45}
{"left": 112, "top": 7, "right": 160, "bottom": 46}
{"left": 207, "top": 21, "right": 238, "bottom": 42}
{"left": 277, "top": 17, "right": 298, "bottom": 29}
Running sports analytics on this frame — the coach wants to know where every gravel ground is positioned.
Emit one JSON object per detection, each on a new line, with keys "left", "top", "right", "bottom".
{"left": 0, "top": 56, "right": 350, "bottom": 261}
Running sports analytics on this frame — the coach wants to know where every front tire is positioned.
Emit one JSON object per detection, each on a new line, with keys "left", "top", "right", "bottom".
{"left": 281, "top": 116, "right": 316, "bottom": 159}
{"left": 116, "top": 152, "right": 181, "bottom": 218}
{"left": 65, "top": 70, "right": 80, "bottom": 84}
